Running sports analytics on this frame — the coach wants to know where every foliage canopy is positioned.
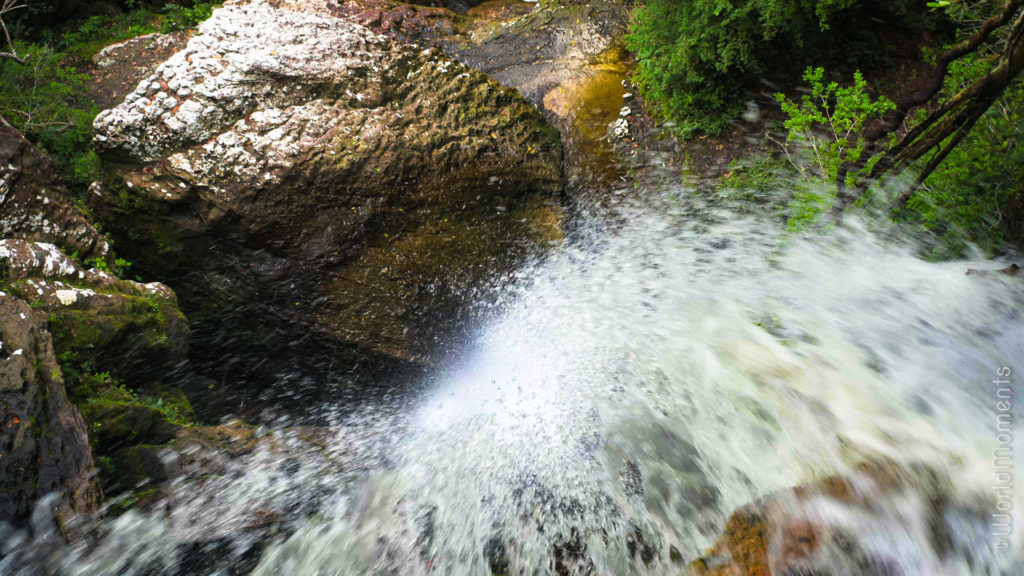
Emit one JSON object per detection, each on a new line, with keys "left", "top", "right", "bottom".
{"left": 626, "top": 0, "right": 920, "bottom": 136}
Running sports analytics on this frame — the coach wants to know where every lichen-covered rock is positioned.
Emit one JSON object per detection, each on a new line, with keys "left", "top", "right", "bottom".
{"left": 89, "top": 31, "right": 191, "bottom": 111}
{"left": 688, "top": 460, "right": 999, "bottom": 575}
{"left": 90, "top": 1, "right": 563, "bottom": 412}
{"left": 0, "top": 239, "right": 188, "bottom": 378}
{"left": 0, "top": 295, "right": 101, "bottom": 533}
{"left": 0, "top": 118, "right": 109, "bottom": 259}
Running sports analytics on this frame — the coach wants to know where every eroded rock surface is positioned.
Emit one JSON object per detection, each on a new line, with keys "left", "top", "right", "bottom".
{"left": 90, "top": 1, "right": 563, "bottom": 415}
{"left": 0, "top": 118, "right": 109, "bottom": 259}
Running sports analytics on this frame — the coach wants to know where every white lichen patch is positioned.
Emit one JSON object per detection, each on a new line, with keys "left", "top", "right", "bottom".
{"left": 54, "top": 289, "right": 79, "bottom": 306}
{"left": 0, "top": 240, "right": 78, "bottom": 277}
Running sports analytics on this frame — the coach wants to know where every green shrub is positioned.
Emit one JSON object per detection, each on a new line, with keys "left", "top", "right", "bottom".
{"left": 776, "top": 67, "right": 895, "bottom": 181}
{"left": 58, "top": 10, "right": 158, "bottom": 59}
{"left": 0, "top": 42, "right": 99, "bottom": 190}
{"left": 626, "top": 0, "right": 922, "bottom": 137}
{"left": 160, "top": 2, "right": 218, "bottom": 33}
{"left": 769, "top": 67, "right": 894, "bottom": 230}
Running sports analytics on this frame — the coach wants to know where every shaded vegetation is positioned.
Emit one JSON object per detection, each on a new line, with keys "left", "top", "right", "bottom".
{"left": 630, "top": 0, "right": 1024, "bottom": 256}
{"left": 0, "top": 41, "right": 99, "bottom": 189}
{"left": 904, "top": 65, "right": 1024, "bottom": 258}
{"left": 833, "top": 0, "right": 1024, "bottom": 221}
{"left": 626, "top": 0, "right": 929, "bottom": 137}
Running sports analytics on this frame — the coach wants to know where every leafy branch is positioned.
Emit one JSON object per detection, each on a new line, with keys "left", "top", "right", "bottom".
{"left": 775, "top": 68, "right": 895, "bottom": 182}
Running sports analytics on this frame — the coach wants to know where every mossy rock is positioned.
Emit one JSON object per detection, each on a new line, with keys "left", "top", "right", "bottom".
{"left": 103, "top": 444, "right": 182, "bottom": 494}
{"left": 0, "top": 117, "right": 108, "bottom": 259}
{"left": 105, "top": 486, "right": 166, "bottom": 517}
{"left": 140, "top": 384, "right": 195, "bottom": 423}
{"left": 80, "top": 387, "right": 180, "bottom": 454}
{"left": 0, "top": 239, "right": 189, "bottom": 384}
{"left": 48, "top": 295, "right": 185, "bottom": 371}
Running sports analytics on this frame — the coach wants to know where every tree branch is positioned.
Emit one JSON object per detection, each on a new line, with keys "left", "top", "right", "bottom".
{"left": 832, "top": 1, "right": 1024, "bottom": 219}
{"left": 0, "top": 0, "right": 28, "bottom": 64}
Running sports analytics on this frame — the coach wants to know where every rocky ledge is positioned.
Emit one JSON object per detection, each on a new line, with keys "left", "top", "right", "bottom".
{"left": 0, "top": 238, "right": 192, "bottom": 528}
{"left": 0, "top": 118, "right": 109, "bottom": 260}
{"left": 0, "top": 290, "right": 101, "bottom": 536}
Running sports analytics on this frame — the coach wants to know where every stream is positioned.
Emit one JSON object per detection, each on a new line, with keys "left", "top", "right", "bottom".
{"left": 5, "top": 182, "right": 1024, "bottom": 575}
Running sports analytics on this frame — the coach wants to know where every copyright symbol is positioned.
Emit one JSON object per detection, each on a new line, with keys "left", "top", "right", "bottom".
{"left": 995, "top": 538, "right": 1008, "bottom": 552}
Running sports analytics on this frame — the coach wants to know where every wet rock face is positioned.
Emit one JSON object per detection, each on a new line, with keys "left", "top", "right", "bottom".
{"left": 1, "top": 239, "right": 193, "bottom": 522}
{"left": 0, "top": 118, "right": 109, "bottom": 260}
{"left": 0, "top": 295, "right": 101, "bottom": 532}
{"left": 90, "top": 1, "right": 563, "bottom": 416}
{"left": 455, "top": 0, "right": 631, "bottom": 194}
{"left": 457, "top": 0, "right": 627, "bottom": 110}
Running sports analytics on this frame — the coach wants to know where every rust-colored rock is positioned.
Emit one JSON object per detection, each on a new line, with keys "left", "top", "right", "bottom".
{"left": 89, "top": 31, "right": 191, "bottom": 111}
{"left": 689, "top": 460, "right": 997, "bottom": 575}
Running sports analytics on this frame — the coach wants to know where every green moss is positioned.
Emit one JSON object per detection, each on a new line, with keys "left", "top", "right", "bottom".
{"left": 80, "top": 389, "right": 180, "bottom": 452}
{"left": 106, "top": 487, "right": 164, "bottom": 517}
{"left": 48, "top": 295, "right": 172, "bottom": 363}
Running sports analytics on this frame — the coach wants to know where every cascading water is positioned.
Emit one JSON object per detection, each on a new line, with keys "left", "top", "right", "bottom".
{"left": 5, "top": 185, "right": 1023, "bottom": 575}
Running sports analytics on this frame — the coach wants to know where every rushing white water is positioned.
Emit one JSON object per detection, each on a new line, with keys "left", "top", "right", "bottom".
{"left": 6, "top": 186, "right": 1024, "bottom": 575}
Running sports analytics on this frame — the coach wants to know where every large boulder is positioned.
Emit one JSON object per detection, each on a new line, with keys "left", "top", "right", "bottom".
{"left": 318, "top": 0, "right": 633, "bottom": 192}
{"left": 89, "top": 1, "right": 563, "bottom": 416}
{"left": 0, "top": 118, "right": 109, "bottom": 259}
